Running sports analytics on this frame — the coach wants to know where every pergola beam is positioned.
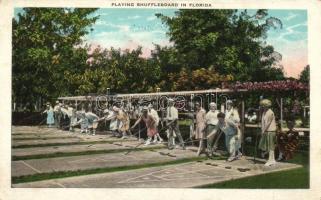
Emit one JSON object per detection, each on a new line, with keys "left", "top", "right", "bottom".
{"left": 58, "top": 88, "right": 248, "bottom": 101}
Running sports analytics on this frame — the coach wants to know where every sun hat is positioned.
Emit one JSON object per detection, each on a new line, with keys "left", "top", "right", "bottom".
{"left": 209, "top": 102, "right": 217, "bottom": 107}
{"left": 260, "top": 99, "right": 272, "bottom": 108}
{"left": 113, "top": 106, "right": 120, "bottom": 112}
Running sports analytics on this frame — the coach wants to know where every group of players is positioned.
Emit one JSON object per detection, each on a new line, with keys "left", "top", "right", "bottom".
{"left": 42, "top": 98, "right": 299, "bottom": 166}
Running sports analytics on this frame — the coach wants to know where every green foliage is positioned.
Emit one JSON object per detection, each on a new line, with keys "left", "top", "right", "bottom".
{"left": 13, "top": 8, "right": 162, "bottom": 108}
{"left": 299, "top": 65, "right": 309, "bottom": 84}
{"left": 13, "top": 8, "right": 289, "bottom": 109}
{"left": 167, "top": 67, "right": 234, "bottom": 91}
{"left": 156, "top": 9, "right": 285, "bottom": 84}
{"left": 13, "top": 8, "right": 99, "bottom": 105}
{"left": 197, "top": 167, "right": 309, "bottom": 188}
{"left": 64, "top": 46, "right": 161, "bottom": 95}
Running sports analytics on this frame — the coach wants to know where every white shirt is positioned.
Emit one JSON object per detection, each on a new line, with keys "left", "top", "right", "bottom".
{"left": 67, "top": 107, "right": 73, "bottom": 117}
{"left": 86, "top": 112, "right": 99, "bottom": 122}
{"left": 53, "top": 104, "right": 60, "bottom": 112}
{"left": 166, "top": 106, "right": 178, "bottom": 120}
{"left": 218, "top": 119, "right": 238, "bottom": 136}
{"left": 225, "top": 108, "right": 240, "bottom": 124}
{"left": 105, "top": 110, "right": 118, "bottom": 130}
{"left": 206, "top": 110, "right": 219, "bottom": 125}
{"left": 149, "top": 108, "right": 160, "bottom": 125}
{"left": 248, "top": 113, "right": 257, "bottom": 122}
{"left": 60, "top": 107, "right": 69, "bottom": 117}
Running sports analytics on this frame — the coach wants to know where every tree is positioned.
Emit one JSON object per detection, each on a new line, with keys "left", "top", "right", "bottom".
{"left": 299, "top": 65, "right": 309, "bottom": 84}
{"left": 167, "top": 67, "right": 233, "bottom": 91}
{"left": 12, "top": 8, "right": 98, "bottom": 109}
{"left": 156, "top": 9, "right": 285, "bottom": 82}
{"left": 64, "top": 46, "right": 161, "bottom": 95}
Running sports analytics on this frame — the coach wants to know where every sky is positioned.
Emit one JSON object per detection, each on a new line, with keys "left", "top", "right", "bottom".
{"left": 85, "top": 8, "right": 308, "bottom": 78}
{"left": 14, "top": 8, "right": 308, "bottom": 78}
{"left": 84, "top": 9, "right": 177, "bottom": 57}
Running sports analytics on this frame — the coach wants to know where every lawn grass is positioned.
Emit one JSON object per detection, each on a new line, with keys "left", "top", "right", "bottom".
{"left": 12, "top": 139, "right": 136, "bottom": 149}
{"left": 13, "top": 136, "right": 76, "bottom": 141}
{"left": 197, "top": 167, "right": 308, "bottom": 189}
{"left": 12, "top": 145, "right": 166, "bottom": 161}
{"left": 12, "top": 156, "right": 218, "bottom": 184}
{"left": 196, "top": 151, "right": 309, "bottom": 188}
{"left": 178, "top": 119, "right": 193, "bottom": 126}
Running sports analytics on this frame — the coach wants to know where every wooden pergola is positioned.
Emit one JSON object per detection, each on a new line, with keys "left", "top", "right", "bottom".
{"left": 58, "top": 87, "right": 309, "bottom": 152}
{"left": 58, "top": 88, "right": 248, "bottom": 101}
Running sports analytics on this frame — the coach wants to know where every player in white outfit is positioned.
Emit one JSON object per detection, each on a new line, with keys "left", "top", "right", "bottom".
{"left": 148, "top": 104, "right": 163, "bottom": 143}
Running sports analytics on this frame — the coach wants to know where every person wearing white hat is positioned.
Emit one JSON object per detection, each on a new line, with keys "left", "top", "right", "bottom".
{"left": 225, "top": 100, "right": 240, "bottom": 124}
{"left": 225, "top": 100, "right": 242, "bottom": 158}
{"left": 205, "top": 102, "right": 220, "bottom": 156}
{"left": 132, "top": 106, "right": 157, "bottom": 145}
{"left": 166, "top": 98, "right": 185, "bottom": 150}
{"left": 100, "top": 108, "right": 121, "bottom": 137}
{"left": 53, "top": 100, "right": 63, "bottom": 129}
{"left": 259, "top": 99, "right": 277, "bottom": 166}
{"left": 68, "top": 104, "right": 77, "bottom": 132}
{"left": 86, "top": 110, "right": 100, "bottom": 136}
{"left": 75, "top": 111, "right": 89, "bottom": 134}
{"left": 148, "top": 104, "right": 163, "bottom": 143}
{"left": 195, "top": 102, "right": 206, "bottom": 156}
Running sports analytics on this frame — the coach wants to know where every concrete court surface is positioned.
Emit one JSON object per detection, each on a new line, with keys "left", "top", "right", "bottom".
{"left": 13, "top": 157, "right": 301, "bottom": 188}
{"left": 12, "top": 126, "right": 302, "bottom": 188}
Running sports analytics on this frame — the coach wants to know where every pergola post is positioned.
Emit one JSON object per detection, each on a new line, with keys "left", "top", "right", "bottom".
{"left": 241, "top": 99, "right": 245, "bottom": 155}
{"left": 280, "top": 97, "right": 283, "bottom": 128}
{"left": 190, "top": 94, "right": 194, "bottom": 112}
{"left": 156, "top": 88, "right": 160, "bottom": 111}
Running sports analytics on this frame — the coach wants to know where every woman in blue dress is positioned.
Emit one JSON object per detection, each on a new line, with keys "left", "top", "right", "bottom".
{"left": 43, "top": 104, "right": 55, "bottom": 127}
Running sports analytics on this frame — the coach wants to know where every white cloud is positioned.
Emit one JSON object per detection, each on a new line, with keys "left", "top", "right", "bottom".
{"left": 284, "top": 12, "right": 299, "bottom": 21}
{"left": 119, "top": 15, "right": 142, "bottom": 21}
{"left": 271, "top": 22, "right": 307, "bottom": 43}
{"left": 85, "top": 28, "right": 171, "bottom": 57}
{"left": 128, "top": 15, "right": 141, "bottom": 20}
{"left": 97, "top": 13, "right": 110, "bottom": 16}
{"left": 147, "top": 16, "right": 157, "bottom": 21}
{"left": 95, "top": 21, "right": 130, "bottom": 32}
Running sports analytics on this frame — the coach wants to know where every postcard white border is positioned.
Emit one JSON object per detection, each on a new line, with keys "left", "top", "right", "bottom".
{"left": 1, "top": 0, "right": 320, "bottom": 199}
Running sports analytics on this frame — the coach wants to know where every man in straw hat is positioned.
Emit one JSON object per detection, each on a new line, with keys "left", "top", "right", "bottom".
{"left": 259, "top": 99, "right": 277, "bottom": 166}
{"left": 166, "top": 98, "right": 185, "bottom": 150}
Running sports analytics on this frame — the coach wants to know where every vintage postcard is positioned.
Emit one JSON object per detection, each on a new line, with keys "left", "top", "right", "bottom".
{"left": 1, "top": 0, "right": 321, "bottom": 200}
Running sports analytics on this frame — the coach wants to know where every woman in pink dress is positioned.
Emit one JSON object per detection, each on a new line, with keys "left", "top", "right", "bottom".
{"left": 131, "top": 107, "right": 157, "bottom": 145}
